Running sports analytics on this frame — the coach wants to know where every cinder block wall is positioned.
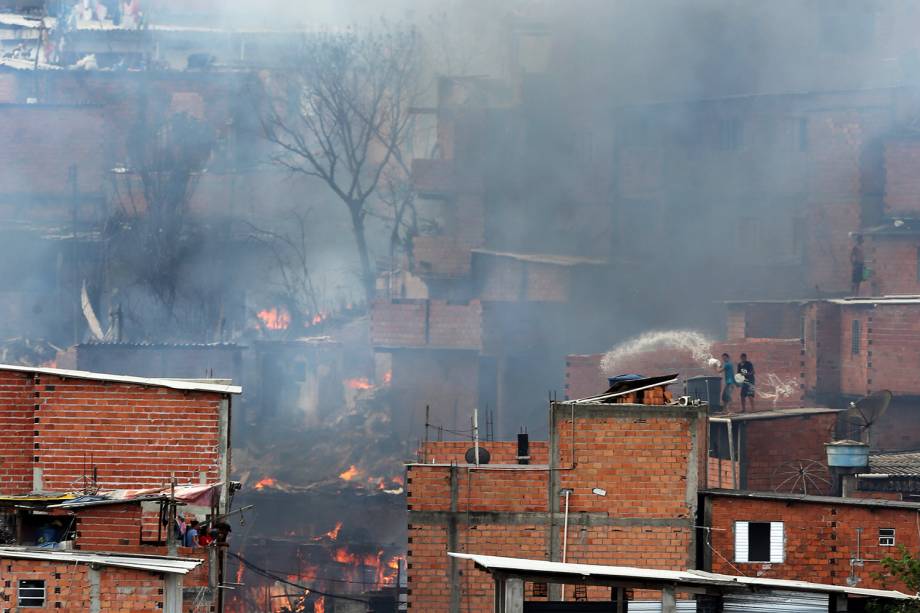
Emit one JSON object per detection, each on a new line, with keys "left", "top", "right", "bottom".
{"left": 406, "top": 404, "right": 706, "bottom": 612}
{"left": 0, "top": 370, "right": 227, "bottom": 496}
{"left": 705, "top": 494, "right": 920, "bottom": 591}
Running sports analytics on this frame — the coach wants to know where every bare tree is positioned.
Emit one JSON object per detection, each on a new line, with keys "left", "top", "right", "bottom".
{"left": 259, "top": 26, "right": 422, "bottom": 305}
{"left": 246, "top": 209, "right": 322, "bottom": 334}
{"left": 105, "top": 110, "right": 217, "bottom": 336}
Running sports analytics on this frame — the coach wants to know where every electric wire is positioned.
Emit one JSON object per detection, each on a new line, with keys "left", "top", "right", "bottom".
{"left": 228, "top": 551, "right": 369, "bottom": 604}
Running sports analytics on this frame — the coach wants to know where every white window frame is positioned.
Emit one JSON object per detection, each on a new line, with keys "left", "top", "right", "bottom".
{"left": 879, "top": 528, "right": 896, "bottom": 547}
{"left": 734, "top": 521, "right": 784, "bottom": 563}
{"left": 17, "top": 579, "right": 46, "bottom": 608}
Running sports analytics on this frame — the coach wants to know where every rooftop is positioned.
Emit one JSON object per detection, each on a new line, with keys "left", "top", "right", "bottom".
{"left": 704, "top": 488, "right": 920, "bottom": 510}
{"left": 710, "top": 407, "right": 843, "bottom": 422}
{"left": 0, "top": 547, "right": 202, "bottom": 575}
{"left": 449, "top": 553, "right": 914, "bottom": 601}
{"left": 828, "top": 295, "right": 920, "bottom": 306}
{"left": 869, "top": 450, "right": 920, "bottom": 476}
{"left": 0, "top": 363, "right": 241, "bottom": 394}
{"left": 471, "top": 249, "right": 606, "bottom": 267}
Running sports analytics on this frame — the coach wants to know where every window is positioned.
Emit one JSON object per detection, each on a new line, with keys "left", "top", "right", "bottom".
{"left": 735, "top": 521, "right": 784, "bottom": 563}
{"left": 880, "top": 528, "right": 896, "bottom": 547}
{"left": 852, "top": 320, "right": 861, "bottom": 354}
{"left": 18, "top": 579, "right": 45, "bottom": 607}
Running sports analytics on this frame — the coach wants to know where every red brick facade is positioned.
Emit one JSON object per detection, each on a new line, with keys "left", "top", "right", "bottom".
{"left": 406, "top": 402, "right": 708, "bottom": 612}
{"left": 0, "top": 558, "right": 170, "bottom": 612}
{"left": 704, "top": 492, "right": 920, "bottom": 592}
{"left": 0, "top": 369, "right": 229, "bottom": 495}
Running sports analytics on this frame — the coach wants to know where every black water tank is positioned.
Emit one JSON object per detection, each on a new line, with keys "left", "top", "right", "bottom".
{"left": 686, "top": 375, "right": 722, "bottom": 411}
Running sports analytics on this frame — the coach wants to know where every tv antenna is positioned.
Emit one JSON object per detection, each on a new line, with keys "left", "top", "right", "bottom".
{"left": 845, "top": 390, "right": 892, "bottom": 447}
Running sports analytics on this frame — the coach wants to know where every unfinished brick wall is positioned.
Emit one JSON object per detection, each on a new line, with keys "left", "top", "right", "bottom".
{"left": 884, "top": 139, "right": 920, "bottom": 216}
{"left": 0, "top": 369, "right": 228, "bottom": 495}
{"left": 0, "top": 105, "right": 107, "bottom": 200}
{"left": 418, "top": 441, "right": 549, "bottom": 465}
{"left": 371, "top": 300, "right": 482, "bottom": 350}
{"left": 705, "top": 494, "right": 920, "bottom": 591}
{"left": 0, "top": 558, "right": 170, "bottom": 612}
{"left": 74, "top": 503, "right": 144, "bottom": 551}
{"left": 33, "top": 374, "right": 224, "bottom": 491}
{"left": 411, "top": 236, "right": 473, "bottom": 277}
{"left": 835, "top": 303, "right": 920, "bottom": 397}
{"left": 866, "top": 236, "right": 920, "bottom": 296}
{"left": 739, "top": 413, "right": 838, "bottom": 493}
{"left": 475, "top": 256, "right": 571, "bottom": 303}
{"left": 407, "top": 403, "right": 706, "bottom": 612}
{"left": 803, "top": 301, "right": 842, "bottom": 397}
{"left": 564, "top": 354, "right": 604, "bottom": 400}
{"left": 0, "top": 370, "right": 35, "bottom": 494}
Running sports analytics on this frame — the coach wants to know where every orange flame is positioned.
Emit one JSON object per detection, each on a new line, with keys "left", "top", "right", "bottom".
{"left": 383, "top": 370, "right": 392, "bottom": 384}
{"left": 310, "top": 312, "right": 328, "bottom": 326}
{"left": 312, "top": 521, "right": 342, "bottom": 542}
{"left": 315, "top": 597, "right": 325, "bottom": 613}
{"left": 258, "top": 307, "right": 291, "bottom": 330}
{"left": 345, "top": 377, "right": 374, "bottom": 390}
{"left": 253, "top": 477, "right": 277, "bottom": 491}
{"left": 338, "top": 465, "right": 360, "bottom": 481}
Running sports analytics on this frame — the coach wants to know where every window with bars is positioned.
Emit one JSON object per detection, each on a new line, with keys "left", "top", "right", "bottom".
{"left": 735, "top": 521, "right": 784, "bottom": 563}
{"left": 879, "top": 528, "right": 896, "bottom": 547}
{"left": 18, "top": 579, "right": 45, "bottom": 607}
{"left": 852, "top": 320, "right": 861, "bottom": 354}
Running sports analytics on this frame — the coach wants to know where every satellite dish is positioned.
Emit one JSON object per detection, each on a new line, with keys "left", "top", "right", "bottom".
{"left": 846, "top": 390, "right": 892, "bottom": 446}
{"left": 465, "top": 447, "right": 490, "bottom": 465}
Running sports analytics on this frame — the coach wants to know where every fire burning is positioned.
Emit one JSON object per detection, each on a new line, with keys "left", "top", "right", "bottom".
{"left": 338, "top": 465, "right": 360, "bottom": 481}
{"left": 313, "top": 521, "right": 343, "bottom": 542}
{"left": 344, "top": 377, "right": 374, "bottom": 390}
{"left": 254, "top": 476, "right": 279, "bottom": 491}
{"left": 258, "top": 307, "right": 292, "bottom": 330}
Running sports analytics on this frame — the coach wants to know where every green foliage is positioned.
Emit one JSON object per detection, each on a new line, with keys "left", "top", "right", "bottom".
{"left": 868, "top": 545, "right": 920, "bottom": 612}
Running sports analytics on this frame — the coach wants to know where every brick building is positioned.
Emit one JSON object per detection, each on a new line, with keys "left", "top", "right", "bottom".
{"left": 702, "top": 490, "right": 920, "bottom": 592}
{"left": 0, "top": 548, "right": 203, "bottom": 612}
{"left": 406, "top": 378, "right": 708, "bottom": 612}
{"left": 0, "top": 363, "right": 240, "bottom": 612}
{"left": 373, "top": 76, "right": 614, "bottom": 438}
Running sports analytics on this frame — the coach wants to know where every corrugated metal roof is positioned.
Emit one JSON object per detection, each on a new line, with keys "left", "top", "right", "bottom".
{"left": 711, "top": 408, "right": 843, "bottom": 422}
{"left": 869, "top": 451, "right": 920, "bottom": 476}
{"left": 471, "top": 249, "right": 606, "bottom": 267}
{"left": 828, "top": 295, "right": 920, "bottom": 306}
{"left": 448, "top": 553, "right": 914, "bottom": 600}
{"left": 703, "top": 488, "right": 920, "bottom": 510}
{"left": 0, "top": 363, "right": 241, "bottom": 394}
{"left": 0, "top": 547, "right": 202, "bottom": 575}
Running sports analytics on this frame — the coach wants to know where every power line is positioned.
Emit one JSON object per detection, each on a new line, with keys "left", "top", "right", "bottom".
{"left": 228, "top": 551, "right": 369, "bottom": 604}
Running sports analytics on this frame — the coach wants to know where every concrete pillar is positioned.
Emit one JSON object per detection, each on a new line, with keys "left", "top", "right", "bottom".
{"left": 662, "top": 586, "right": 677, "bottom": 613}
{"left": 504, "top": 578, "right": 524, "bottom": 613}
{"left": 88, "top": 567, "right": 100, "bottom": 613}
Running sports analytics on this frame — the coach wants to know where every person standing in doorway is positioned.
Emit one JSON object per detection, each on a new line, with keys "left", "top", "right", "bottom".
{"left": 737, "top": 353, "right": 756, "bottom": 413}
{"left": 720, "top": 353, "right": 736, "bottom": 413}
